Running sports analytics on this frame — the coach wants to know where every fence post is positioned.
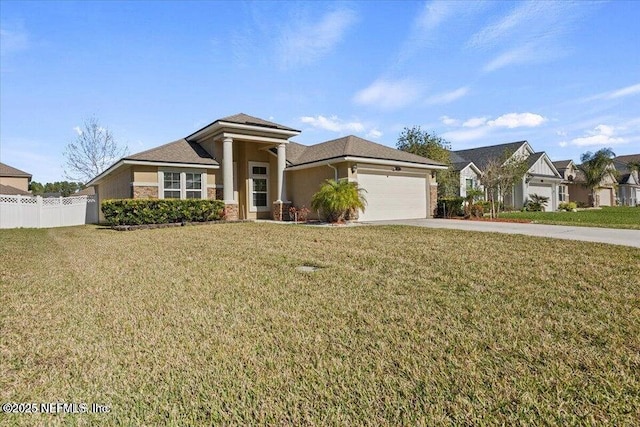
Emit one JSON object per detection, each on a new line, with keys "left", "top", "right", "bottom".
{"left": 37, "top": 196, "right": 42, "bottom": 228}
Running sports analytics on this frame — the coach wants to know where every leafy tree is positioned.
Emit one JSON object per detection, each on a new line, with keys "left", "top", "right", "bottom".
{"left": 311, "top": 179, "right": 366, "bottom": 223}
{"left": 396, "top": 126, "right": 458, "bottom": 197}
{"left": 30, "top": 181, "right": 84, "bottom": 197}
{"left": 480, "top": 150, "right": 530, "bottom": 218}
{"left": 63, "top": 116, "right": 128, "bottom": 182}
{"left": 577, "top": 148, "right": 617, "bottom": 207}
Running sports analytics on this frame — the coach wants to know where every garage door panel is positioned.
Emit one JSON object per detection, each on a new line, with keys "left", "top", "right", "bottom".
{"left": 598, "top": 188, "right": 612, "bottom": 206}
{"left": 528, "top": 184, "right": 553, "bottom": 211}
{"left": 357, "top": 172, "right": 427, "bottom": 221}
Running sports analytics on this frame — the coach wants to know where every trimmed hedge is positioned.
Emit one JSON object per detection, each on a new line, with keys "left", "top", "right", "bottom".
{"left": 101, "top": 199, "right": 225, "bottom": 226}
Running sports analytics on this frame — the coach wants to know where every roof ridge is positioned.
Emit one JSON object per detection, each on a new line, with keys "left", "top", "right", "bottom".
{"left": 124, "top": 138, "right": 186, "bottom": 159}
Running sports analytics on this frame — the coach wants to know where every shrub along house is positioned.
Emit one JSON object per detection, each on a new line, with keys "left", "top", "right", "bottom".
{"left": 87, "top": 114, "right": 446, "bottom": 222}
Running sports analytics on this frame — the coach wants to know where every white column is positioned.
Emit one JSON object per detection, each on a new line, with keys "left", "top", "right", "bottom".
{"left": 276, "top": 142, "right": 287, "bottom": 203}
{"left": 222, "top": 137, "right": 235, "bottom": 203}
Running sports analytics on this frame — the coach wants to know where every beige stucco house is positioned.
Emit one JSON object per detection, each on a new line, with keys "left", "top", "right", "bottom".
{"left": 87, "top": 114, "right": 446, "bottom": 222}
{"left": 554, "top": 159, "right": 617, "bottom": 207}
{"left": 0, "top": 162, "right": 32, "bottom": 195}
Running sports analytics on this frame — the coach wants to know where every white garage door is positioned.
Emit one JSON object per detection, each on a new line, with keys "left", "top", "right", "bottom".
{"left": 357, "top": 172, "right": 427, "bottom": 221}
{"left": 598, "top": 188, "right": 612, "bottom": 206}
{"left": 528, "top": 184, "right": 553, "bottom": 211}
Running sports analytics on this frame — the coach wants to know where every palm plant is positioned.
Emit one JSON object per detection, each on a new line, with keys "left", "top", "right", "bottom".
{"left": 311, "top": 179, "right": 367, "bottom": 223}
{"left": 525, "top": 193, "right": 550, "bottom": 211}
{"left": 578, "top": 148, "right": 618, "bottom": 207}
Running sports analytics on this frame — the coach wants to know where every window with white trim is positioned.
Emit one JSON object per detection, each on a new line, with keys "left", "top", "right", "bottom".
{"left": 559, "top": 185, "right": 567, "bottom": 202}
{"left": 249, "top": 162, "right": 269, "bottom": 212}
{"left": 160, "top": 170, "right": 204, "bottom": 200}
{"left": 466, "top": 178, "right": 474, "bottom": 190}
{"left": 185, "top": 173, "right": 202, "bottom": 199}
{"left": 163, "top": 172, "right": 181, "bottom": 199}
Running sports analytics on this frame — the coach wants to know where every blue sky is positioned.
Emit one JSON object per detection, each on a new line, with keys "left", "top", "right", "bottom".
{"left": 1, "top": 0, "right": 639, "bottom": 183}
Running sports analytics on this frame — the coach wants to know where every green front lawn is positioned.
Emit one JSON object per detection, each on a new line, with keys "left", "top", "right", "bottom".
{"left": 500, "top": 206, "right": 640, "bottom": 229}
{"left": 1, "top": 224, "right": 639, "bottom": 425}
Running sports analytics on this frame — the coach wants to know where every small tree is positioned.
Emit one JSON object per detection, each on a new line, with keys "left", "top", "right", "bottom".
{"left": 30, "top": 181, "right": 84, "bottom": 197}
{"left": 480, "top": 150, "right": 529, "bottom": 218}
{"left": 396, "top": 126, "right": 458, "bottom": 197}
{"left": 311, "top": 179, "right": 366, "bottom": 223}
{"left": 63, "top": 117, "right": 128, "bottom": 182}
{"left": 578, "top": 148, "right": 617, "bottom": 207}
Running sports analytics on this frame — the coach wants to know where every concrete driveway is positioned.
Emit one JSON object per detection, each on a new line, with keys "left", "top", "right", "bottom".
{"left": 366, "top": 218, "right": 640, "bottom": 248}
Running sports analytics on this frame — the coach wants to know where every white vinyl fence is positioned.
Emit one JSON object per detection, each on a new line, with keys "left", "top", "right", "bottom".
{"left": 0, "top": 194, "right": 98, "bottom": 229}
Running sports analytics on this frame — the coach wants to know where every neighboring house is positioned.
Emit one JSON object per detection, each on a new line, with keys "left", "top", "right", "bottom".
{"left": 449, "top": 151, "right": 482, "bottom": 198}
{"left": 613, "top": 154, "right": 640, "bottom": 206}
{"left": 554, "top": 159, "right": 619, "bottom": 207}
{"left": 0, "top": 162, "right": 32, "bottom": 195}
{"left": 552, "top": 160, "right": 577, "bottom": 205}
{"left": 86, "top": 113, "right": 446, "bottom": 222}
{"left": 453, "top": 141, "right": 563, "bottom": 211}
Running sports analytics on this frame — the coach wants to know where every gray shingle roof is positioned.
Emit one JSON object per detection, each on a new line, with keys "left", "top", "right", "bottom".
{"left": 219, "top": 113, "right": 300, "bottom": 132}
{"left": 287, "top": 135, "right": 445, "bottom": 167}
{"left": 526, "top": 152, "right": 544, "bottom": 168}
{"left": 453, "top": 141, "right": 527, "bottom": 170}
{"left": 125, "top": 139, "right": 218, "bottom": 166}
{"left": 614, "top": 154, "right": 640, "bottom": 164}
{"left": 0, "top": 162, "right": 32, "bottom": 178}
{"left": 553, "top": 159, "right": 572, "bottom": 169}
{"left": 0, "top": 184, "right": 31, "bottom": 195}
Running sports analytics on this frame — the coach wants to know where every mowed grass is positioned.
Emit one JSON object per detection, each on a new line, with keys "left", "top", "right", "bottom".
{"left": 500, "top": 206, "right": 640, "bottom": 229}
{"left": 1, "top": 223, "right": 639, "bottom": 425}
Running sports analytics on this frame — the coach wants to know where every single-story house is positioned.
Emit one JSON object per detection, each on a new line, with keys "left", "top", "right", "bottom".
{"left": 453, "top": 141, "right": 563, "bottom": 211}
{"left": 449, "top": 152, "right": 483, "bottom": 198}
{"left": 87, "top": 114, "right": 446, "bottom": 222}
{"left": 613, "top": 154, "right": 640, "bottom": 206}
{"left": 0, "top": 162, "right": 32, "bottom": 195}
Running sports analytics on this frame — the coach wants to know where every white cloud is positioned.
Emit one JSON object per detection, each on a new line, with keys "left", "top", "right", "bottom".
{"left": 487, "top": 113, "right": 547, "bottom": 128}
{"left": 440, "top": 115, "right": 460, "bottom": 126}
{"left": 278, "top": 9, "right": 356, "bottom": 68}
{"left": 558, "top": 141, "right": 568, "bottom": 147}
{"left": 442, "top": 127, "right": 490, "bottom": 143}
{"left": 416, "top": 1, "right": 455, "bottom": 31}
{"left": 462, "top": 117, "right": 488, "bottom": 128}
{"left": 353, "top": 79, "right": 422, "bottom": 110}
{"left": 366, "top": 129, "right": 383, "bottom": 139}
{"left": 300, "top": 115, "right": 365, "bottom": 133}
{"left": 426, "top": 86, "right": 469, "bottom": 105}
{"left": 73, "top": 126, "right": 83, "bottom": 135}
{"left": 570, "top": 124, "right": 626, "bottom": 147}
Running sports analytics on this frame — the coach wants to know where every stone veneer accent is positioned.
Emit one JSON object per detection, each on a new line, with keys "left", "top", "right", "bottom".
{"left": 207, "top": 187, "right": 216, "bottom": 200}
{"left": 224, "top": 203, "right": 239, "bottom": 221}
{"left": 430, "top": 184, "right": 438, "bottom": 217}
{"left": 133, "top": 185, "right": 158, "bottom": 199}
{"left": 272, "top": 201, "right": 292, "bottom": 221}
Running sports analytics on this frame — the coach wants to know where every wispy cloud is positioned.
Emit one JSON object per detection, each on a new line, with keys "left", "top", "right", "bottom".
{"left": 353, "top": 79, "right": 423, "bottom": 110}
{"left": 278, "top": 9, "right": 357, "bottom": 69}
{"left": 469, "top": 1, "right": 586, "bottom": 72}
{"left": 584, "top": 83, "right": 640, "bottom": 102}
{"left": 0, "top": 23, "right": 29, "bottom": 56}
{"left": 440, "top": 115, "right": 461, "bottom": 126}
{"left": 462, "top": 117, "right": 488, "bottom": 128}
{"left": 398, "top": 1, "right": 484, "bottom": 63}
{"left": 426, "top": 86, "right": 469, "bottom": 105}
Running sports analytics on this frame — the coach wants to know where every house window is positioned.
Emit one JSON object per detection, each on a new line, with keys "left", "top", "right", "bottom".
{"left": 559, "top": 185, "right": 567, "bottom": 202}
{"left": 249, "top": 162, "right": 269, "bottom": 212}
{"left": 466, "top": 178, "right": 474, "bottom": 190}
{"left": 164, "top": 172, "right": 181, "bottom": 199}
{"left": 160, "top": 170, "right": 204, "bottom": 199}
{"left": 185, "top": 173, "right": 202, "bottom": 199}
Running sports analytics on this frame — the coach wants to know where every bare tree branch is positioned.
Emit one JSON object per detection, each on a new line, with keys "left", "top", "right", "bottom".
{"left": 63, "top": 117, "right": 128, "bottom": 183}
